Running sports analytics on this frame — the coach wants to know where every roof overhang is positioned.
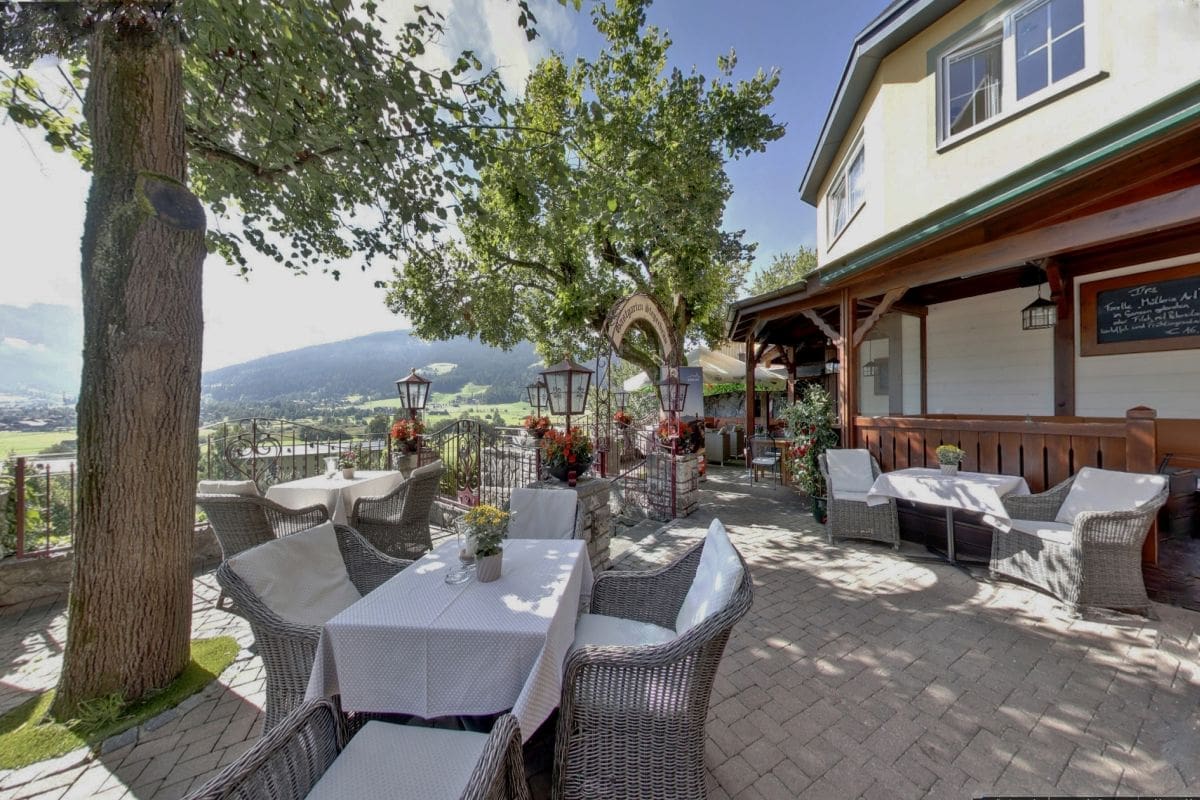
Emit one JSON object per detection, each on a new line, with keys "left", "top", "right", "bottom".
{"left": 799, "top": 0, "right": 961, "bottom": 206}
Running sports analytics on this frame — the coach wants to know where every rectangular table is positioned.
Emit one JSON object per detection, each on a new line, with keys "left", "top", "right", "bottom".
{"left": 306, "top": 538, "right": 593, "bottom": 741}
{"left": 866, "top": 468, "right": 1030, "bottom": 564}
{"left": 265, "top": 470, "right": 403, "bottom": 525}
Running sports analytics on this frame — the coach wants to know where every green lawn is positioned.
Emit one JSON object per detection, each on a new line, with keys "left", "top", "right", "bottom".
{"left": 0, "top": 431, "right": 76, "bottom": 457}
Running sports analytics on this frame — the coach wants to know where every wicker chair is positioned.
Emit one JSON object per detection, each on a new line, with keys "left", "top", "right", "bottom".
{"left": 818, "top": 450, "right": 899, "bottom": 549}
{"left": 990, "top": 469, "right": 1169, "bottom": 616}
{"left": 553, "top": 537, "right": 754, "bottom": 800}
{"left": 197, "top": 493, "right": 330, "bottom": 560}
{"left": 186, "top": 699, "right": 531, "bottom": 800}
{"left": 216, "top": 525, "right": 410, "bottom": 731}
{"left": 349, "top": 460, "right": 444, "bottom": 559}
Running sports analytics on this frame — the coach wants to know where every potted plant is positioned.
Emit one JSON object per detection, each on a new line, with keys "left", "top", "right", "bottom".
{"left": 936, "top": 444, "right": 965, "bottom": 476}
{"left": 390, "top": 418, "right": 425, "bottom": 453}
{"left": 613, "top": 410, "right": 633, "bottom": 429}
{"left": 543, "top": 427, "right": 593, "bottom": 485}
{"left": 780, "top": 385, "right": 840, "bottom": 522}
{"left": 522, "top": 415, "right": 551, "bottom": 439}
{"left": 338, "top": 451, "right": 357, "bottom": 479}
{"left": 463, "top": 503, "right": 509, "bottom": 582}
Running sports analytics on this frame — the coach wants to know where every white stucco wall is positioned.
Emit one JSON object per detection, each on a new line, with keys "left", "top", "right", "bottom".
{"left": 1074, "top": 255, "right": 1200, "bottom": 418}
{"left": 926, "top": 286, "right": 1054, "bottom": 415}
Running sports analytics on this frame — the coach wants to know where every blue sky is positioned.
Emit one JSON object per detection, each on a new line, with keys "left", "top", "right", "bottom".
{"left": 0, "top": 0, "right": 886, "bottom": 368}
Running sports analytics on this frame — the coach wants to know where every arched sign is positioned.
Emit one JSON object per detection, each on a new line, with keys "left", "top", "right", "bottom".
{"left": 605, "top": 292, "right": 681, "bottom": 365}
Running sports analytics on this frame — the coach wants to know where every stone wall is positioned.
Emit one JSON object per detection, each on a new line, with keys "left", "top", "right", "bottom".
{"left": 0, "top": 526, "right": 223, "bottom": 609}
{"left": 527, "top": 476, "right": 612, "bottom": 572}
{"left": 647, "top": 453, "right": 700, "bottom": 519}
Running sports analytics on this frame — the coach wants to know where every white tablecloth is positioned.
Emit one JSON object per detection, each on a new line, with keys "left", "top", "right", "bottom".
{"left": 865, "top": 467, "right": 1030, "bottom": 525}
{"left": 306, "top": 538, "right": 593, "bottom": 742}
{"left": 266, "top": 470, "right": 404, "bottom": 525}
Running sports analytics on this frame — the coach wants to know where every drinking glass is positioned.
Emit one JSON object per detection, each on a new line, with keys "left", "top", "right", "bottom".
{"left": 444, "top": 518, "right": 476, "bottom": 585}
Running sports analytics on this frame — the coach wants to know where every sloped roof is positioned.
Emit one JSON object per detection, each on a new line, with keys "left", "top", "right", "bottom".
{"left": 799, "top": 0, "right": 962, "bottom": 205}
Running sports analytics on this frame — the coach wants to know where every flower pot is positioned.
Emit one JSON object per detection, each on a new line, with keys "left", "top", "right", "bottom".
{"left": 548, "top": 458, "right": 592, "bottom": 483}
{"left": 811, "top": 495, "right": 828, "bottom": 524}
{"left": 528, "top": 429, "right": 547, "bottom": 439}
{"left": 939, "top": 463, "right": 959, "bottom": 476}
{"left": 476, "top": 551, "right": 502, "bottom": 583}
{"left": 341, "top": 467, "right": 355, "bottom": 479}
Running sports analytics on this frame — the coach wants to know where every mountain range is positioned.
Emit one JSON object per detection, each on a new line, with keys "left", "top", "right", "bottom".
{"left": 0, "top": 304, "right": 83, "bottom": 400}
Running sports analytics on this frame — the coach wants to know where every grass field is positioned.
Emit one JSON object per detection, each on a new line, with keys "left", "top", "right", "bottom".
{"left": 0, "top": 430, "right": 76, "bottom": 457}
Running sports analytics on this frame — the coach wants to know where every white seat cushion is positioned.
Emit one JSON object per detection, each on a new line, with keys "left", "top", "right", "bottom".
{"left": 507, "top": 488, "right": 578, "bottom": 539}
{"left": 572, "top": 613, "right": 676, "bottom": 650}
{"left": 306, "top": 721, "right": 487, "bottom": 800}
{"left": 831, "top": 489, "right": 870, "bottom": 503}
{"left": 1008, "top": 519, "right": 1075, "bottom": 546}
{"left": 675, "top": 518, "right": 744, "bottom": 634}
{"left": 825, "top": 449, "right": 875, "bottom": 494}
{"left": 227, "top": 522, "right": 361, "bottom": 626}
{"left": 1055, "top": 467, "right": 1168, "bottom": 524}
{"left": 197, "top": 479, "right": 260, "bottom": 497}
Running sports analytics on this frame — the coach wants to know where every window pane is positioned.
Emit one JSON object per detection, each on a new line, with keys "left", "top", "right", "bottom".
{"left": 948, "top": 57, "right": 974, "bottom": 98}
{"left": 946, "top": 40, "right": 1001, "bottom": 136}
{"left": 829, "top": 179, "right": 847, "bottom": 235}
{"left": 1016, "top": 4, "right": 1049, "bottom": 59}
{"left": 1052, "top": 27, "right": 1085, "bottom": 82}
{"left": 1017, "top": 46, "right": 1049, "bottom": 99}
{"left": 847, "top": 148, "right": 865, "bottom": 208}
{"left": 1051, "top": 0, "right": 1083, "bottom": 36}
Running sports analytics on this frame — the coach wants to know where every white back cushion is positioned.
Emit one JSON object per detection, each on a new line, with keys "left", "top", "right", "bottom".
{"left": 507, "top": 488, "right": 577, "bottom": 539}
{"left": 675, "top": 518, "right": 744, "bottom": 634}
{"left": 1055, "top": 467, "right": 1168, "bottom": 524}
{"left": 197, "top": 479, "right": 260, "bottom": 497}
{"left": 572, "top": 613, "right": 676, "bottom": 651}
{"left": 826, "top": 449, "right": 875, "bottom": 494}
{"left": 227, "top": 521, "right": 361, "bottom": 626}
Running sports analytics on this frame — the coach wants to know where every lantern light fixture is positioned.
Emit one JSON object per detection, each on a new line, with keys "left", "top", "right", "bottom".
{"left": 654, "top": 368, "right": 689, "bottom": 415}
{"left": 1021, "top": 284, "right": 1057, "bottom": 330}
{"left": 395, "top": 368, "right": 432, "bottom": 419}
{"left": 614, "top": 389, "right": 630, "bottom": 411}
{"left": 540, "top": 357, "right": 594, "bottom": 431}
{"left": 525, "top": 378, "right": 549, "bottom": 416}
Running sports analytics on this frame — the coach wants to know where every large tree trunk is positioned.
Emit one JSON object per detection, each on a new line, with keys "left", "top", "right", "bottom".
{"left": 54, "top": 15, "right": 206, "bottom": 715}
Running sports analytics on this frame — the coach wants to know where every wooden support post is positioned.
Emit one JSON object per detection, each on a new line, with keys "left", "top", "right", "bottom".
{"left": 1047, "top": 260, "right": 1075, "bottom": 416}
{"left": 1125, "top": 406, "right": 1159, "bottom": 564}
{"left": 786, "top": 345, "right": 797, "bottom": 406}
{"left": 838, "top": 290, "right": 858, "bottom": 447}
{"left": 853, "top": 287, "right": 907, "bottom": 347}
{"left": 744, "top": 334, "right": 756, "bottom": 445}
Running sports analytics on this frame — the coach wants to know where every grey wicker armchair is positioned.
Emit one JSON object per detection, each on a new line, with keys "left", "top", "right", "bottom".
{"left": 216, "top": 524, "right": 410, "bottom": 731}
{"left": 349, "top": 460, "right": 444, "bottom": 559}
{"left": 818, "top": 450, "right": 899, "bottom": 549}
{"left": 197, "top": 493, "right": 331, "bottom": 560}
{"left": 553, "top": 537, "right": 754, "bottom": 800}
{"left": 186, "top": 699, "right": 531, "bottom": 800}
{"left": 990, "top": 468, "right": 1169, "bottom": 616}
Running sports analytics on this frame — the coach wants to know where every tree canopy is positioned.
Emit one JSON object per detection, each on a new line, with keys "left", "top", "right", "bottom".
{"left": 747, "top": 247, "right": 818, "bottom": 297}
{"left": 386, "top": 0, "right": 784, "bottom": 373}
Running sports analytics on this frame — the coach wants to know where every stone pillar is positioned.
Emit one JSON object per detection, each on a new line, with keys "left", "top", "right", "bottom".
{"left": 528, "top": 476, "right": 612, "bottom": 572}
{"left": 647, "top": 453, "right": 700, "bottom": 519}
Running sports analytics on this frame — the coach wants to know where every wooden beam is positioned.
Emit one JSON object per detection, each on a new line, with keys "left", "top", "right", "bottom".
{"left": 1046, "top": 259, "right": 1076, "bottom": 416}
{"left": 838, "top": 290, "right": 858, "bottom": 446}
{"left": 745, "top": 334, "right": 756, "bottom": 442}
{"left": 801, "top": 308, "right": 842, "bottom": 346}
{"left": 853, "top": 287, "right": 907, "bottom": 347}
{"left": 786, "top": 346, "right": 797, "bottom": 406}
{"left": 859, "top": 297, "right": 928, "bottom": 317}
{"left": 841, "top": 184, "right": 1200, "bottom": 298}
{"left": 919, "top": 315, "right": 928, "bottom": 415}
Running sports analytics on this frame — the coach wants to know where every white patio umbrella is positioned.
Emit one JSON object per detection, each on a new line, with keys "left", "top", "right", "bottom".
{"left": 620, "top": 346, "right": 788, "bottom": 391}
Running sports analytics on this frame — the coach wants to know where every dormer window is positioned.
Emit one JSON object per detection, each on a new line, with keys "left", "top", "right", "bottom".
{"left": 938, "top": 0, "right": 1094, "bottom": 146}
{"left": 827, "top": 133, "right": 865, "bottom": 242}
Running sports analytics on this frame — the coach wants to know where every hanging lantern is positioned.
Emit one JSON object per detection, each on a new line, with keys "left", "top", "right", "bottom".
{"left": 824, "top": 353, "right": 840, "bottom": 374}
{"left": 395, "top": 368, "right": 432, "bottom": 415}
{"left": 861, "top": 360, "right": 878, "bottom": 377}
{"left": 655, "top": 369, "right": 689, "bottom": 414}
{"left": 1021, "top": 285, "right": 1057, "bottom": 330}
{"left": 540, "top": 357, "right": 594, "bottom": 417}
{"left": 614, "top": 389, "right": 629, "bottom": 411}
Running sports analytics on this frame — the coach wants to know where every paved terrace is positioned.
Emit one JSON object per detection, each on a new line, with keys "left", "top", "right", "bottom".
{"left": 1, "top": 467, "right": 1197, "bottom": 799}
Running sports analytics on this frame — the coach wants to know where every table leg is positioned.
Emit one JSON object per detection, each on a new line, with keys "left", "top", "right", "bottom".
{"left": 944, "top": 506, "right": 956, "bottom": 564}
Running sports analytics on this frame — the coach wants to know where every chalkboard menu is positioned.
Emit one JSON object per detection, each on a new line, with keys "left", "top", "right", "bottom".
{"left": 1081, "top": 265, "right": 1200, "bottom": 356}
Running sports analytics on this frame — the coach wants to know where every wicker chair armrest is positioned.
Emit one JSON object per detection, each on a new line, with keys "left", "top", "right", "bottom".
{"left": 185, "top": 700, "right": 340, "bottom": 800}
{"left": 1002, "top": 476, "right": 1074, "bottom": 522}
{"left": 334, "top": 525, "right": 410, "bottom": 594}
{"left": 263, "top": 499, "right": 332, "bottom": 537}
{"left": 591, "top": 541, "right": 704, "bottom": 627}
{"left": 1073, "top": 487, "right": 1169, "bottom": 547}
{"left": 462, "top": 713, "right": 531, "bottom": 800}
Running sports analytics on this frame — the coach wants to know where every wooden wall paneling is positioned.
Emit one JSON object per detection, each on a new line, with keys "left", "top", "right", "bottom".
{"left": 978, "top": 430, "right": 1000, "bottom": 474}
{"left": 1021, "top": 433, "right": 1047, "bottom": 492}
{"left": 1099, "top": 437, "right": 1127, "bottom": 471}
{"left": 923, "top": 432, "right": 939, "bottom": 468}
{"left": 999, "top": 432, "right": 1024, "bottom": 476}
{"left": 880, "top": 427, "right": 896, "bottom": 472}
{"left": 1046, "top": 436, "right": 1072, "bottom": 488}
{"left": 1070, "top": 435, "right": 1099, "bottom": 472}
{"left": 958, "top": 430, "right": 980, "bottom": 472}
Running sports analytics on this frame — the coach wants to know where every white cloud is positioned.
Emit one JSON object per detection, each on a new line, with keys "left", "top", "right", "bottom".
{"left": 2, "top": 336, "right": 44, "bottom": 351}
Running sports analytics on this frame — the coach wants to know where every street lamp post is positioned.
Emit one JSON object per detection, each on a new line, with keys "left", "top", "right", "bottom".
{"left": 395, "top": 368, "right": 432, "bottom": 459}
{"left": 540, "top": 357, "right": 594, "bottom": 486}
{"left": 655, "top": 366, "right": 689, "bottom": 516}
{"left": 525, "top": 378, "right": 549, "bottom": 418}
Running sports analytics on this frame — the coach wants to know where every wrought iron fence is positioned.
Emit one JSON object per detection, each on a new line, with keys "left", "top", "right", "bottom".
{"left": 2, "top": 455, "right": 76, "bottom": 559}
{"left": 419, "top": 419, "right": 541, "bottom": 509}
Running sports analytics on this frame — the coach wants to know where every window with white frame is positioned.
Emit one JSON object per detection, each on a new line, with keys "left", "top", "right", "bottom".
{"left": 938, "top": 0, "right": 1091, "bottom": 144}
{"left": 827, "top": 135, "right": 865, "bottom": 242}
